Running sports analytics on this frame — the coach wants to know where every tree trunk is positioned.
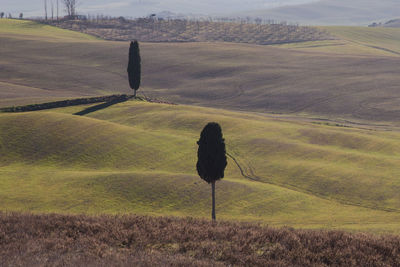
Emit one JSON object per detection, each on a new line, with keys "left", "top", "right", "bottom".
{"left": 211, "top": 181, "right": 216, "bottom": 221}
{"left": 133, "top": 89, "right": 137, "bottom": 98}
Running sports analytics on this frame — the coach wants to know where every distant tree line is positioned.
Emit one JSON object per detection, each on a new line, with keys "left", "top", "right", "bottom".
{"left": 45, "top": 13, "right": 299, "bottom": 26}
{"left": 1, "top": 0, "right": 73, "bottom": 20}
{"left": 42, "top": 0, "right": 78, "bottom": 21}
{"left": 40, "top": 15, "right": 331, "bottom": 45}
{"left": 0, "top": 12, "right": 23, "bottom": 19}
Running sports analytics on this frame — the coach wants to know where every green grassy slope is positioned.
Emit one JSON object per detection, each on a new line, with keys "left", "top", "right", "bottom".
{"left": 0, "top": 19, "right": 97, "bottom": 41}
{"left": 83, "top": 102, "right": 400, "bottom": 212}
{"left": 2, "top": 19, "right": 400, "bottom": 123}
{"left": 276, "top": 27, "right": 400, "bottom": 57}
{"left": 2, "top": 21, "right": 400, "bottom": 233}
{"left": 2, "top": 101, "right": 400, "bottom": 233}
{"left": 326, "top": 27, "right": 400, "bottom": 55}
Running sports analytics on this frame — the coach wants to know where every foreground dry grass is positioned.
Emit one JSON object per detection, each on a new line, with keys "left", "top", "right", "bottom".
{"left": 1, "top": 213, "right": 399, "bottom": 266}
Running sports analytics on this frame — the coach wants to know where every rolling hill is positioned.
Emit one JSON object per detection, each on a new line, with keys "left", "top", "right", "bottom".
{"left": 242, "top": 0, "right": 400, "bottom": 26}
{"left": 2, "top": 19, "right": 400, "bottom": 124}
{"left": 2, "top": 19, "right": 400, "bottom": 233}
{"left": 276, "top": 26, "right": 400, "bottom": 57}
{"left": 2, "top": 100, "right": 400, "bottom": 233}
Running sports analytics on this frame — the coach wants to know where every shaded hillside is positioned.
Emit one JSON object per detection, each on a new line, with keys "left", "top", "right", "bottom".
{"left": 1, "top": 212, "right": 400, "bottom": 266}
{"left": 45, "top": 18, "right": 332, "bottom": 45}
{"left": 2, "top": 20, "right": 400, "bottom": 123}
{"left": 242, "top": 0, "right": 400, "bottom": 26}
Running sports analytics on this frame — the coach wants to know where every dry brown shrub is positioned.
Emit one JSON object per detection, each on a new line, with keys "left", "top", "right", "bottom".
{"left": 1, "top": 212, "right": 400, "bottom": 266}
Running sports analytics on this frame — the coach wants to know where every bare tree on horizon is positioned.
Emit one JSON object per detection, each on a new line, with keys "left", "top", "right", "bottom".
{"left": 44, "top": 0, "right": 48, "bottom": 20}
{"left": 63, "top": 0, "right": 78, "bottom": 18}
{"left": 51, "top": 0, "right": 54, "bottom": 20}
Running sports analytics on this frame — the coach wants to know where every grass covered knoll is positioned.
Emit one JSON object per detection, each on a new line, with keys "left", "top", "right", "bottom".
{"left": 1, "top": 212, "right": 400, "bottom": 266}
{"left": 325, "top": 26, "right": 400, "bottom": 54}
{"left": 276, "top": 26, "right": 400, "bottom": 57}
{"left": 85, "top": 101, "right": 400, "bottom": 214}
{"left": 3, "top": 100, "right": 400, "bottom": 233}
{"left": 0, "top": 18, "right": 97, "bottom": 41}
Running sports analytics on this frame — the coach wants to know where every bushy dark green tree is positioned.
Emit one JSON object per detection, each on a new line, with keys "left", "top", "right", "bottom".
{"left": 0, "top": 12, "right": 4, "bottom": 19}
{"left": 196, "top": 122, "right": 227, "bottom": 221}
{"left": 127, "top": 40, "right": 141, "bottom": 98}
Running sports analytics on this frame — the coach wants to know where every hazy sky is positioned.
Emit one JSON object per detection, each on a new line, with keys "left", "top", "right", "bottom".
{"left": 1, "top": 0, "right": 319, "bottom": 18}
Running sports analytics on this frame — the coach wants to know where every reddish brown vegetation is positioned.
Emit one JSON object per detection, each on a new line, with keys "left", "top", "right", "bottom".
{"left": 1, "top": 213, "right": 400, "bottom": 266}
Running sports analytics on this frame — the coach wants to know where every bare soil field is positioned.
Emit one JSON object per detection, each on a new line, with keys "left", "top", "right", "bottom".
{"left": 1, "top": 212, "right": 400, "bottom": 266}
{"left": 2, "top": 33, "right": 400, "bottom": 124}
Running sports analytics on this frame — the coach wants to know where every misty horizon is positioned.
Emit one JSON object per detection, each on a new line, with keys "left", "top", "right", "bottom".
{"left": 1, "top": 0, "right": 319, "bottom": 18}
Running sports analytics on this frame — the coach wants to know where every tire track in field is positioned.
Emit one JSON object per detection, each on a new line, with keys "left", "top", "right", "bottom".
{"left": 287, "top": 86, "right": 378, "bottom": 115}
{"left": 362, "top": 44, "right": 400, "bottom": 56}
{"left": 203, "top": 83, "right": 244, "bottom": 106}
{"left": 226, "top": 151, "right": 260, "bottom": 182}
{"left": 288, "top": 92, "right": 357, "bottom": 114}
{"left": 226, "top": 150, "right": 400, "bottom": 213}
{"left": 338, "top": 38, "right": 400, "bottom": 57}
{"left": 7, "top": 60, "right": 127, "bottom": 80}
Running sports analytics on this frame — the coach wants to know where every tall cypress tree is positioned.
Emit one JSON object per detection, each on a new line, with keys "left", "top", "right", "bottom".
{"left": 127, "top": 40, "right": 141, "bottom": 98}
{"left": 196, "top": 122, "right": 227, "bottom": 221}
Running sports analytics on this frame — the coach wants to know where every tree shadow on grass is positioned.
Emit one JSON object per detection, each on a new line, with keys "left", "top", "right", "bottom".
{"left": 74, "top": 95, "right": 134, "bottom": 116}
